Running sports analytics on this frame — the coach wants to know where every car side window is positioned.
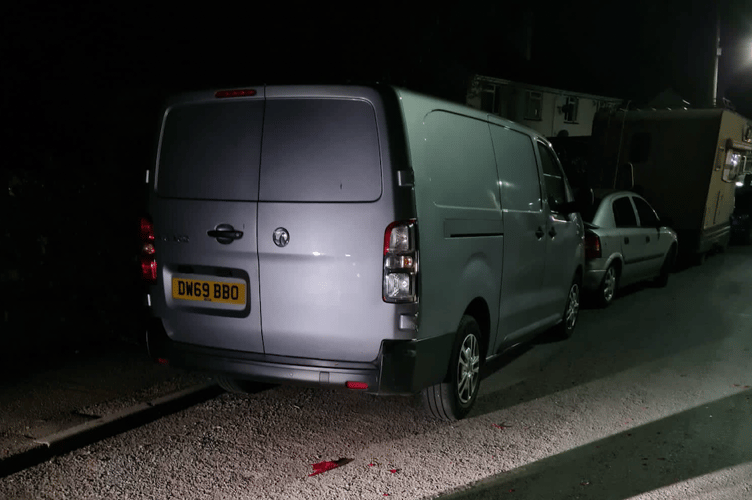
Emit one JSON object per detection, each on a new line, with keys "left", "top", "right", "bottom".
{"left": 612, "top": 197, "right": 638, "bottom": 227}
{"left": 536, "top": 142, "right": 571, "bottom": 209}
{"left": 633, "top": 196, "right": 660, "bottom": 227}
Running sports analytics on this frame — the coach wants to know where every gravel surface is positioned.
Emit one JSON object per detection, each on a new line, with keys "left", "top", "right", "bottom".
{"left": 1, "top": 247, "right": 751, "bottom": 499}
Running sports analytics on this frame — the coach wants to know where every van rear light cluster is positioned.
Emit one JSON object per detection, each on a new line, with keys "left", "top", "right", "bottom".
{"left": 585, "top": 231, "right": 601, "bottom": 260}
{"left": 140, "top": 216, "right": 157, "bottom": 284}
{"left": 383, "top": 220, "right": 418, "bottom": 303}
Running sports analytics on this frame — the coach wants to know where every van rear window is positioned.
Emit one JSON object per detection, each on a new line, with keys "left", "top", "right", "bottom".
{"left": 157, "top": 100, "right": 264, "bottom": 201}
{"left": 156, "top": 98, "right": 382, "bottom": 203}
{"left": 259, "top": 99, "right": 382, "bottom": 202}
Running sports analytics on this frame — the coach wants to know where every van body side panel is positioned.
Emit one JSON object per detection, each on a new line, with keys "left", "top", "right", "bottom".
{"left": 398, "top": 92, "right": 503, "bottom": 355}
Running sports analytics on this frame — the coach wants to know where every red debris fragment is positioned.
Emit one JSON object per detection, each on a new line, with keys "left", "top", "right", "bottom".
{"left": 508, "top": 489, "right": 515, "bottom": 492}
{"left": 390, "top": 469, "right": 399, "bottom": 473}
{"left": 493, "top": 422, "right": 512, "bottom": 429}
{"left": 308, "top": 458, "right": 351, "bottom": 476}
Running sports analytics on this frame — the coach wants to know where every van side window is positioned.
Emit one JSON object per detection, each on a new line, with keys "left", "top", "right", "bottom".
{"left": 536, "top": 142, "right": 570, "bottom": 210}
{"left": 489, "top": 125, "right": 542, "bottom": 212}
{"left": 632, "top": 196, "right": 659, "bottom": 227}
{"left": 613, "top": 197, "right": 638, "bottom": 227}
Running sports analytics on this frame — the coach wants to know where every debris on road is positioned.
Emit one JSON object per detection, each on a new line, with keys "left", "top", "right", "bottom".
{"left": 308, "top": 458, "right": 351, "bottom": 476}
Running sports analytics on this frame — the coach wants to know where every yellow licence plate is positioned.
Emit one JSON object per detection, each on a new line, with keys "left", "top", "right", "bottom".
{"left": 172, "top": 278, "right": 246, "bottom": 306}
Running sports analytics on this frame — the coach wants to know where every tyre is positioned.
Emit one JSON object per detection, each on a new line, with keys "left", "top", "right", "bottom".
{"left": 596, "top": 264, "right": 618, "bottom": 307}
{"left": 655, "top": 246, "right": 676, "bottom": 288}
{"left": 552, "top": 275, "right": 581, "bottom": 340}
{"left": 422, "top": 316, "right": 482, "bottom": 421}
{"left": 217, "top": 375, "right": 274, "bottom": 394}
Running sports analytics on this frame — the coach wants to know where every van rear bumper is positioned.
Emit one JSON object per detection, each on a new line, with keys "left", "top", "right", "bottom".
{"left": 147, "top": 318, "right": 453, "bottom": 396}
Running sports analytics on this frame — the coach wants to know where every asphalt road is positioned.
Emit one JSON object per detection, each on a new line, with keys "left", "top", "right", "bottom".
{"left": 1, "top": 246, "right": 751, "bottom": 499}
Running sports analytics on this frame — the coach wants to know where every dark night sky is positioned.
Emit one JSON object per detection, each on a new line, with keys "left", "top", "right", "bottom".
{"left": 3, "top": 1, "right": 752, "bottom": 171}
{"left": 3, "top": 1, "right": 752, "bottom": 176}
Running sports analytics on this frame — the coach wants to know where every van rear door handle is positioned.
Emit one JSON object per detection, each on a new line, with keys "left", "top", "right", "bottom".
{"left": 535, "top": 227, "right": 545, "bottom": 239}
{"left": 548, "top": 226, "right": 557, "bottom": 238}
{"left": 646, "top": 236, "right": 650, "bottom": 243}
{"left": 624, "top": 237, "right": 630, "bottom": 244}
{"left": 208, "top": 224, "right": 243, "bottom": 244}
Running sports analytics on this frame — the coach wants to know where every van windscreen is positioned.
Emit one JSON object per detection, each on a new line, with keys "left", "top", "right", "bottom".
{"left": 157, "top": 100, "right": 264, "bottom": 201}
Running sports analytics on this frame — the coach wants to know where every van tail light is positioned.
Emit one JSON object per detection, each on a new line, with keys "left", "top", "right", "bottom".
{"left": 140, "top": 216, "right": 157, "bottom": 284}
{"left": 383, "top": 220, "right": 418, "bottom": 303}
{"left": 585, "top": 231, "right": 601, "bottom": 260}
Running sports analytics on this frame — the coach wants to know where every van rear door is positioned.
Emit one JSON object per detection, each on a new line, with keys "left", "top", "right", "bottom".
{"left": 256, "top": 96, "right": 385, "bottom": 363}
{"left": 152, "top": 93, "right": 265, "bottom": 353}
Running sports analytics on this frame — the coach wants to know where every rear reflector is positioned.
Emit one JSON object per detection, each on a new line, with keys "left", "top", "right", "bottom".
{"left": 215, "top": 89, "right": 257, "bottom": 98}
{"left": 156, "top": 358, "right": 169, "bottom": 365}
{"left": 346, "top": 381, "right": 368, "bottom": 390}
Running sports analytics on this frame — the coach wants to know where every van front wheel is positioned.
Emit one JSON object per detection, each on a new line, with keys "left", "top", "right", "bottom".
{"left": 553, "top": 276, "right": 581, "bottom": 340}
{"left": 422, "top": 316, "right": 481, "bottom": 421}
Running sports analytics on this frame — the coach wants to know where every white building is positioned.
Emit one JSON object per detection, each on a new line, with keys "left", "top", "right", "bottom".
{"left": 467, "top": 75, "right": 623, "bottom": 138}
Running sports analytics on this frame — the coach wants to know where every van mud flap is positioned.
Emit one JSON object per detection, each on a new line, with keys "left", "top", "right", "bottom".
{"left": 378, "top": 335, "right": 455, "bottom": 395}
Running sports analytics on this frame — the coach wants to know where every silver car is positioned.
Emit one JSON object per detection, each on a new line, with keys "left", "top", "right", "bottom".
{"left": 582, "top": 190, "right": 678, "bottom": 306}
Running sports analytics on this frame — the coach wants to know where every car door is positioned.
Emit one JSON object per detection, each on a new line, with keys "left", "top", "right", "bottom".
{"left": 632, "top": 195, "right": 666, "bottom": 277}
{"left": 536, "top": 141, "right": 582, "bottom": 323}
{"left": 489, "top": 123, "right": 547, "bottom": 346}
{"left": 611, "top": 195, "right": 647, "bottom": 284}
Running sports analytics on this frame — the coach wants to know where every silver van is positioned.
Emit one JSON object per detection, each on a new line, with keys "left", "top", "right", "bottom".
{"left": 141, "top": 85, "right": 584, "bottom": 420}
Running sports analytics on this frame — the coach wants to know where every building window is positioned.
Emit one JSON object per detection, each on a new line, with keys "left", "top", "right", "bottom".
{"left": 563, "top": 96, "right": 578, "bottom": 123}
{"left": 481, "top": 84, "right": 496, "bottom": 113}
{"left": 481, "top": 84, "right": 505, "bottom": 115}
{"left": 525, "top": 91, "right": 542, "bottom": 120}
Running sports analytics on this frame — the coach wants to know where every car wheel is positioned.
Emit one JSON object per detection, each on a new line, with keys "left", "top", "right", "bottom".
{"left": 422, "top": 316, "right": 482, "bottom": 421}
{"left": 217, "top": 375, "right": 274, "bottom": 394}
{"left": 596, "top": 264, "right": 618, "bottom": 307}
{"left": 552, "top": 275, "right": 581, "bottom": 340}
{"left": 655, "top": 246, "right": 676, "bottom": 288}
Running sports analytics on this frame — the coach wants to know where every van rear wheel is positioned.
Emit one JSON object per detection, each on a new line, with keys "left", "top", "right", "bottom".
{"left": 422, "top": 315, "right": 481, "bottom": 421}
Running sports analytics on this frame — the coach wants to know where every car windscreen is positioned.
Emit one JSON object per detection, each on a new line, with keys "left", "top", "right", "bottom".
{"left": 258, "top": 98, "right": 382, "bottom": 202}
{"left": 157, "top": 100, "right": 264, "bottom": 201}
